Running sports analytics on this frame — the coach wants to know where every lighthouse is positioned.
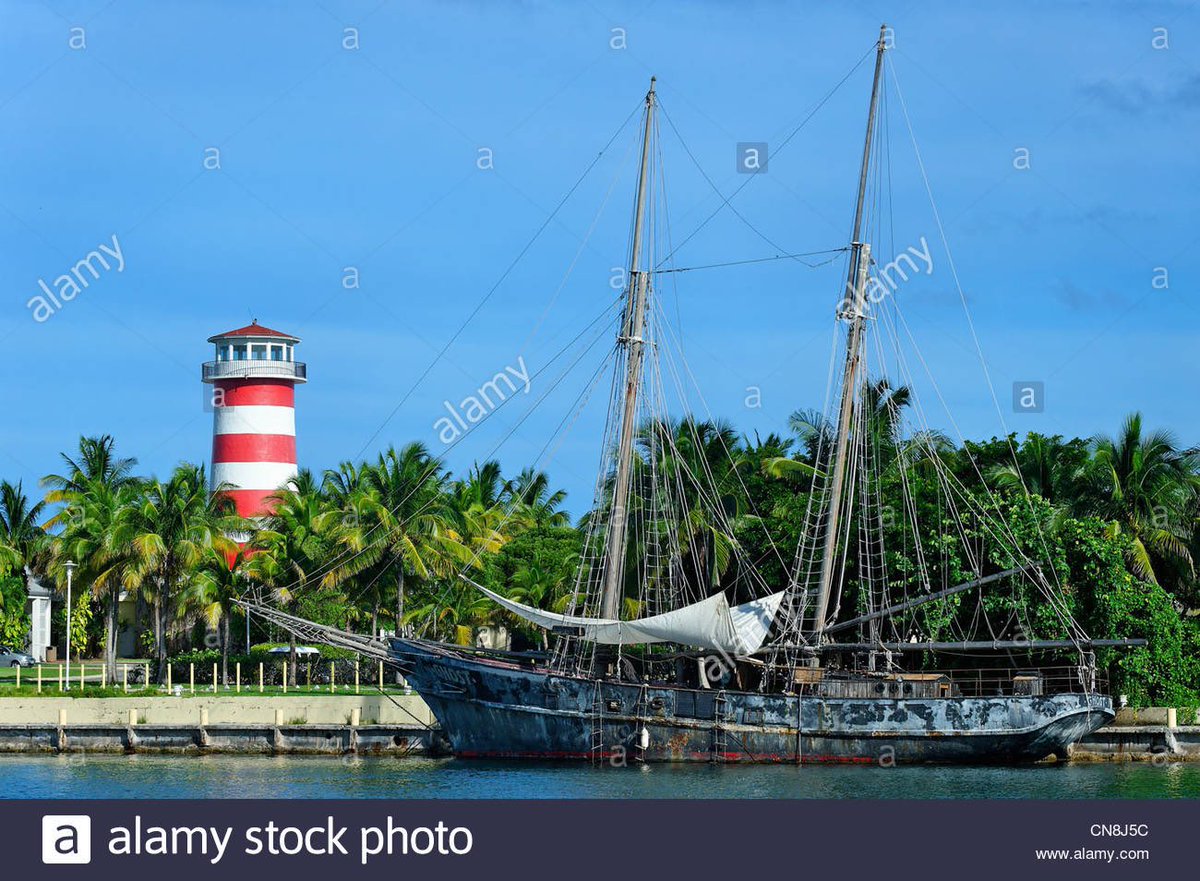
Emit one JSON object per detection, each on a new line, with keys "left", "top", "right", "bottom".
{"left": 201, "top": 320, "right": 306, "bottom": 518}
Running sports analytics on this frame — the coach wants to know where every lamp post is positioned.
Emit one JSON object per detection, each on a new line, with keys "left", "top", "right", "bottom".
{"left": 63, "top": 560, "right": 77, "bottom": 689}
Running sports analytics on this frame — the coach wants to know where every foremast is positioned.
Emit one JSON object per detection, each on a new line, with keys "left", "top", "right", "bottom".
{"left": 810, "top": 26, "right": 888, "bottom": 642}
{"left": 599, "top": 77, "right": 658, "bottom": 620}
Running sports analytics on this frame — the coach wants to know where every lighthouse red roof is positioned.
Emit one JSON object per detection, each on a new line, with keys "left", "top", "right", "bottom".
{"left": 208, "top": 320, "right": 299, "bottom": 343}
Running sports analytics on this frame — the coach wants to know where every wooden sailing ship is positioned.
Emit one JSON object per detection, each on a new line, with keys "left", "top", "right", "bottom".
{"left": 253, "top": 26, "right": 1146, "bottom": 764}
{"left": 387, "top": 26, "right": 1144, "bottom": 763}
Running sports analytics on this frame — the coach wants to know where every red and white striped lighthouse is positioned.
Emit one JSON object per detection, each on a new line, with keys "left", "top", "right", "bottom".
{"left": 201, "top": 320, "right": 306, "bottom": 518}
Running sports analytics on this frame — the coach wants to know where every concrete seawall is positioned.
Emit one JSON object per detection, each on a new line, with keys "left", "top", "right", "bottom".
{"left": 0, "top": 695, "right": 444, "bottom": 756}
{"left": 0, "top": 723, "right": 441, "bottom": 755}
{"left": 0, "top": 695, "right": 1195, "bottom": 760}
{"left": 1071, "top": 726, "right": 1200, "bottom": 762}
{"left": 0, "top": 694, "right": 435, "bottom": 727}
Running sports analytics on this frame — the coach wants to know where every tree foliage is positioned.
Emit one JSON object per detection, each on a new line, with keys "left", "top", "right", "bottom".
{"left": 11, "top": 410, "right": 1200, "bottom": 707}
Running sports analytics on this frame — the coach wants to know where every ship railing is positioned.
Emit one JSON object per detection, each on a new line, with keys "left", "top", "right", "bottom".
{"left": 796, "top": 665, "right": 1110, "bottom": 699}
{"left": 930, "top": 665, "right": 1109, "bottom": 698}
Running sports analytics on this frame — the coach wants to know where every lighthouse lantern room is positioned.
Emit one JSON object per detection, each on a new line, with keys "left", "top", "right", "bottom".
{"left": 201, "top": 320, "right": 306, "bottom": 518}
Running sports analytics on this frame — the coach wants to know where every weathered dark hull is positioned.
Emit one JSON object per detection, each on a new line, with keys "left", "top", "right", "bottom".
{"left": 390, "top": 639, "right": 1114, "bottom": 764}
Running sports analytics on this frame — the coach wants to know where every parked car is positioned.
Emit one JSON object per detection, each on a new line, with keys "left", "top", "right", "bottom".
{"left": 266, "top": 646, "right": 321, "bottom": 658}
{"left": 0, "top": 646, "right": 35, "bottom": 667}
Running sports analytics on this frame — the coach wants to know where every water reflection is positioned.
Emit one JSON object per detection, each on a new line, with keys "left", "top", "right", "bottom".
{"left": 1, "top": 755, "right": 1196, "bottom": 800}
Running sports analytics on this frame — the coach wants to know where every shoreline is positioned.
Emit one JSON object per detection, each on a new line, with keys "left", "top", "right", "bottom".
{"left": 0, "top": 722, "right": 442, "bottom": 756}
{"left": 1, "top": 695, "right": 1195, "bottom": 761}
{"left": 0, "top": 722, "right": 1193, "bottom": 762}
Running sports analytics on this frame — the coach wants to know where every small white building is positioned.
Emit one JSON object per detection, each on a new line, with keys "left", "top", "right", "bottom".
{"left": 24, "top": 568, "right": 53, "bottom": 661}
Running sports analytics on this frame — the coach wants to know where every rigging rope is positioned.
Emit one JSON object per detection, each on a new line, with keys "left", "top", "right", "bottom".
{"left": 654, "top": 249, "right": 847, "bottom": 274}
{"left": 354, "top": 102, "right": 643, "bottom": 459}
{"left": 654, "top": 43, "right": 878, "bottom": 269}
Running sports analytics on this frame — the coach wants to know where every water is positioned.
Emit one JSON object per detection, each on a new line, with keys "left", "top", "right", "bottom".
{"left": 1, "top": 755, "right": 1198, "bottom": 799}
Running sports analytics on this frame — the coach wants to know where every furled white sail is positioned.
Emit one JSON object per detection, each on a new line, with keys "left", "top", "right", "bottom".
{"left": 472, "top": 581, "right": 785, "bottom": 655}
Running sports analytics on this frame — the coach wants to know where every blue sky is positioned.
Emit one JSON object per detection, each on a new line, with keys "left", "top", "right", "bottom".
{"left": 1, "top": 0, "right": 1197, "bottom": 515}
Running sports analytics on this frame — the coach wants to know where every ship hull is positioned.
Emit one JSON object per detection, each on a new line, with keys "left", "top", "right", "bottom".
{"left": 391, "top": 639, "right": 1113, "bottom": 764}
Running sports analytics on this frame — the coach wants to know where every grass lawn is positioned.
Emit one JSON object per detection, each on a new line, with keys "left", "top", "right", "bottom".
{"left": 0, "top": 659, "right": 147, "bottom": 683}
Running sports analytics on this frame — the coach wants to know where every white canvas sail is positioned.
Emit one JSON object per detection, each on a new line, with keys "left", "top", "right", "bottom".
{"left": 471, "top": 581, "right": 785, "bottom": 655}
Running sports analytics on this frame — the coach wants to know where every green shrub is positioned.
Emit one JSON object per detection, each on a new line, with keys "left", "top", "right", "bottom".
{"left": 249, "top": 642, "right": 355, "bottom": 660}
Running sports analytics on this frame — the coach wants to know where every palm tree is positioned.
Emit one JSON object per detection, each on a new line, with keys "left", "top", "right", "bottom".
{"left": 638, "top": 418, "right": 746, "bottom": 594}
{"left": 989, "top": 433, "right": 1091, "bottom": 510}
{"left": 0, "top": 482, "right": 45, "bottom": 642}
{"left": 183, "top": 546, "right": 245, "bottom": 684}
{"left": 42, "top": 436, "right": 141, "bottom": 677}
{"left": 405, "top": 578, "right": 497, "bottom": 645}
{"left": 49, "top": 481, "right": 133, "bottom": 677}
{"left": 451, "top": 460, "right": 511, "bottom": 563}
{"left": 791, "top": 380, "right": 951, "bottom": 472}
{"left": 0, "top": 481, "right": 46, "bottom": 577}
{"left": 246, "top": 469, "right": 336, "bottom": 684}
{"left": 1088, "top": 412, "right": 1200, "bottom": 586}
{"left": 43, "top": 435, "right": 137, "bottom": 514}
{"left": 321, "top": 461, "right": 388, "bottom": 634}
{"left": 506, "top": 558, "right": 574, "bottom": 649}
{"left": 116, "top": 463, "right": 240, "bottom": 682}
{"left": 331, "top": 444, "right": 469, "bottom": 633}
{"left": 504, "top": 468, "right": 570, "bottom": 528}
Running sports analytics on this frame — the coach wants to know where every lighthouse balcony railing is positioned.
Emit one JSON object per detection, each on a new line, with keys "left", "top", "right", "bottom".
{"left": 202, "top": 359, "right": 307, "bottom": 382}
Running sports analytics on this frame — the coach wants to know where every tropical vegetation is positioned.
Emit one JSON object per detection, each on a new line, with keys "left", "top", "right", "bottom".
{"left": 1, "top": 406, "right": 1198, "bottom": 707}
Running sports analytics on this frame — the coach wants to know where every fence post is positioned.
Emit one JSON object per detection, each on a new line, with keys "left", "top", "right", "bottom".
{"left": 143, "top": 663, "right": 149, "bottom": 690}
{"left": 378, "top": 660, "right": 383, "bottom": 689}
{"left": 189, "top": 662, "right": 195, "bottom": 695}
{"left": 14, "top": 665, "right": 19, "bottom": 689}
{"left": 166, "top": 664, "right": 172, "bottom": 692}
{"left": 58, "top": 663, "right": 63, "bottom": 691}
{"left": 122, "top": 665, "right": 128, "bottom": 694}
{"left": 282, "top": 661, "right": 288, "bottom": 694}
{"left": 213, "top": 662, "right": 218, "bottom": 693}
{"left": 81, "top": 662, "right": 86, "bottom": 688}
{"left": 258, "top": 662, "right": 264, "bottom": 693}
{"left": 36, "top": 664, "right": 42, "bottom": 694}
{"left": 330, "top": 661, "right": 335, "bottom": 694}
{"left": 354, "top": 660, "right": 360, "bottom": 695}
{"left": 306, "top": 661, "right": 312, "bottom": 690}
{"left": 236, "top": 662, "right": 241, "bottom": 694}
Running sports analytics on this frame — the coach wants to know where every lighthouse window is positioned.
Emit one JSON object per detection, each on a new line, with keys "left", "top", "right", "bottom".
{"left": 286, "top": 345, "right": 293, "bottom": 361}
{"left": 270, "top": 345, "right": 284, "bottom": 361}
{"left": 233, "top": 345, "right": 247, "bottom": 361}
{"left": 251, "top": 344, "right": 267, "bottom": 360}
{"left": 216, "top": 346, "right": 228, "bottom": 362}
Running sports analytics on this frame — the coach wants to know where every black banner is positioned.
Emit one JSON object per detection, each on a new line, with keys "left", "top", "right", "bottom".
{"left": 8, "top": 799, "right": 1195, "bottom": 878}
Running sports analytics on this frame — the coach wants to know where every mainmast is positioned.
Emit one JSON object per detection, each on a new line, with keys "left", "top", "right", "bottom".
{"left": 599, "top": 77, "right": 657, "bottom": 621}
{"left": 811, "top": 26, "right": 888, "bottom": 641}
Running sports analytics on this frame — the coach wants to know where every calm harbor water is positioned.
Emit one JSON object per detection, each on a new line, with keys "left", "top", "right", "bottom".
{"left": 1, "top": 755, "right": 1198, "bottom": 799}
